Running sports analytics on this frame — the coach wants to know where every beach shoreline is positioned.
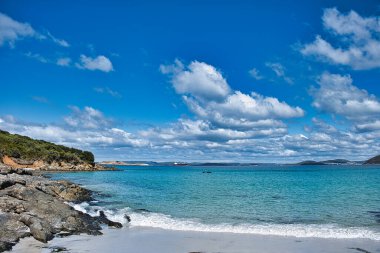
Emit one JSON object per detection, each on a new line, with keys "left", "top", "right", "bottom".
{"left": 2, "top": 163, "right": 380, "bottom": 252}
{"left": 9, "top": 226, "right": 380, "bottom": 253}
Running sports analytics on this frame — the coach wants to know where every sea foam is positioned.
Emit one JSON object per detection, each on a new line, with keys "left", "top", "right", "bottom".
{"left": 67, "top": 202, "right": 380, "bottom": 241}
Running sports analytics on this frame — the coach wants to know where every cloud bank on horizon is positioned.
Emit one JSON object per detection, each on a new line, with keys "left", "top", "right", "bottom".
{"left": 1, "top": 2, "right": 380, "bottom": 162}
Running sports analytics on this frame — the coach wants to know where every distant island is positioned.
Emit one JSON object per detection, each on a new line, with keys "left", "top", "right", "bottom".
{"left": 297, "top": 159, "right": 357, "bottom": 165}
{"left": 100, "top": 161, "right": 150, "bottom": 166}
{"left": 99, "top": 157, "right": 380, "bottom": 167}
{"left": 364, "top": 154, "right": 380, "bottom": 164}
{"left": 297, "top": 157, "right": 380, "bottom": 165}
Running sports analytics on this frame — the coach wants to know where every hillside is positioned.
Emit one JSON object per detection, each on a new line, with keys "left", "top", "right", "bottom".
{"left": 364, "top": 155, "right": 380, "bottom": 164}
{"left": 0, "top": 129, "right": 94, "bottom": 165}
{"left": 297, "top": 160, "right": 326, "bottom": 165}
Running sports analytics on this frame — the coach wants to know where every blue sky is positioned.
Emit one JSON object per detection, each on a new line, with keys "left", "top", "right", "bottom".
{"left": 1, "top": 0, "right": 380, "bottom": 162}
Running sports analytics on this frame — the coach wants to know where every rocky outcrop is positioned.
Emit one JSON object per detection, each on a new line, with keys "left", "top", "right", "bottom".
{"left": 2, "top": 155, "right": 116, "bottom": 171}
{"left": 0, "top": 164, "right": 124, "bottom": 252}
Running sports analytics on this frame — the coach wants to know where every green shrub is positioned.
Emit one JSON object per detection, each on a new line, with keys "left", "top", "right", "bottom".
{"left": 0, "top": 130, "right": 94, "bottom": 164}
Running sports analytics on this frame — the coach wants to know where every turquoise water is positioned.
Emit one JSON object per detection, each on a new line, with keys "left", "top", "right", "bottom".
{"left": 48, "top": 165, "right": 380, "bottom": 239}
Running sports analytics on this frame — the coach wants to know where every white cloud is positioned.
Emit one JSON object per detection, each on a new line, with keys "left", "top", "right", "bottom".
{"left": 355, "top": 120, "right": 380, "bottom": 132}
{"left": 141, "top": 118, "right": 287, "bottom": 144}
{"left": 265, "top": 62, "right": 293, "bottom": 84}
{"left": 0, "top": 12, "right": 70, "bottom": 48}
{"left": 248, "top": 68, "right": 263, "bottom": 80}
{"left": 138, "top": 115, "right": 380, "bottom": 162}
{"left": 25, "top": 52, "right": 48, "bottom": 63}
{"left": 143, "top": 59, "right": 307, "bottom": 159}
{"left": 32, "top": 96, "right": 49, "bottom": 104}
{"left": 94, "top": 87, "right": 121, "bottom": 98}
{"left": 56, "top": 57, "right": 71, "bottom": 66}
{"left": 46, "top": 31, "right": 69, "bottom": 47}
{"left": 64, "top": 106, "right": 112, "bottom": 129}
{"left": 322, "top": 8, "right": 379, "bottom": 41}
{"left": 311, "top": 73, "right": 380, "bottom": 120}
{"left": 2, "top": 111, "right": 380, "bottom": 162}
{"left": 76, "top": 55, "right": 114, "bottom": 72}
{"left": 183, "top": 91, "right": 304, "bottom": 129}
{"left": 0, "top": 109, "right": 148, "bottom": 152}
{"left": 26, "top": 54, "right": 74, "bottom": 68}
{"left": 160, "top": 60, "right": 231, "bottom": 101}
{"left": 0, "top": 12, "right": 37, "bottom": 47}
{"left": 161, "top": 60, "right": 303, "bottom": 132}
{"left": 301, "top": 8, "right": 380, "bottom": 70}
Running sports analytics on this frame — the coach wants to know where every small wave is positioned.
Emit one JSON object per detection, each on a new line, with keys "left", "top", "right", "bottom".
{"left": 67, "top": 202, "right": 380, "bottom": 240}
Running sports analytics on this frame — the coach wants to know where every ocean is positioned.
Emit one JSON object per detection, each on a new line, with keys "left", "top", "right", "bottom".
{"left": 47, "top": 165, "right": 380, "bottom": 240}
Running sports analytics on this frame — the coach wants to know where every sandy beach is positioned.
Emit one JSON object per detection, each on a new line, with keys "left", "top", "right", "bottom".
{"left": 10, "top": 226, "right": 380, "bottom": 253}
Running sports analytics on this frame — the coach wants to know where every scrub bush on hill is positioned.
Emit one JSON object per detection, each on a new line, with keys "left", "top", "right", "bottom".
{"left": 0, "top": 130, "right": 94, "bottom": 164}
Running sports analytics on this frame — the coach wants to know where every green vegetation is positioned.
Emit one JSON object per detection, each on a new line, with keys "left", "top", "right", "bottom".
{"left": 0, "top": 130, "right": 94, "bottom": 164}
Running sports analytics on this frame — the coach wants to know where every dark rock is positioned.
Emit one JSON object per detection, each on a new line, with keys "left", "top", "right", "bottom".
{"left": 0, "top": 164, "right": 113, "bottom": 252}
{"left": 43, "top": 246, "right": 69, "bottom": 252}
{"left": 348, "top": 247, "right": 373, "bottom": 253}
{"left": 19, "top": 214, "right": 54, "bottom": 242}
{"left": 97, "top": 211, "right": 123, "bottom": 228}
{"left": 0, "top": 213, "right": 30, "bottom": 247}
{"left": 0, "top": 241, "right": 14, "bottom": 252}
{"left": 124, "top": 214, "right": 131, "bottom": 222}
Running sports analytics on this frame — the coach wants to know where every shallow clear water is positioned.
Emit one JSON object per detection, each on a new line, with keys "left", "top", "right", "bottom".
{"left": 48, "top": 165, "right": 380, "bottom": 239}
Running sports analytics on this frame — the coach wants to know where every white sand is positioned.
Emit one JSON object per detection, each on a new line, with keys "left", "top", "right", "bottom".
{"left": 9, "top": 226, "right": 380, "bottom": 253}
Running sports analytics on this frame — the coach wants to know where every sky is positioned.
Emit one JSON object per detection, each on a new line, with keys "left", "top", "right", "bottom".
{"left": 1, "top": 0, "right": 380, "bottom": 162}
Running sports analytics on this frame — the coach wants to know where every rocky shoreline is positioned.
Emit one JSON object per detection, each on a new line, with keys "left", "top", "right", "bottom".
{"left": 0, "top": 163, "right": 124, "bottom": 252}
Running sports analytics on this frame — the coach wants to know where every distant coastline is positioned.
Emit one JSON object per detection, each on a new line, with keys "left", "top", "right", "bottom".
{"left": 98, "top": 155, "right": 380, "bottom": 167}
{"left": 99, "top": 161, "right": 149, "bottom": 166}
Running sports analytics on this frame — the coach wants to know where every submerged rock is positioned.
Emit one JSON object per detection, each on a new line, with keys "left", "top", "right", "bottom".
{"left": 97, "top": 211, "right": 123, "bottom": 228}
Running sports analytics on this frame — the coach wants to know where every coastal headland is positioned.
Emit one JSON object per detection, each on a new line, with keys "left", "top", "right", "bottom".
{"left": 0, "top": 130, "right": 123, "bottom": 251}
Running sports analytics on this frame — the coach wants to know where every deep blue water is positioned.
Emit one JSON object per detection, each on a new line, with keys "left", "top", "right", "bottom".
{"left": 48, "top": 165, "right": 380, "bottom": 239}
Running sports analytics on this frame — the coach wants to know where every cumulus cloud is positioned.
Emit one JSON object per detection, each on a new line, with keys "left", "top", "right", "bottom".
{"left": 76, "top": 55, "right": 114, "bottom": 72}
{"left": 282, "top": 117, "right": 380, "bottom": 160}
{"left": 128, "top": 59, "right": 309, "bottom": 161}
{"left": 265, "top": 62, "right": 293, "bottom": 84}
{"left": 0, "top": 108, "right": 148, "bottom": 152}
{"left": 141, "top": 119, "right": 287, "bottom": 143}
{"left": 161, "top": 60, "right": 303, "bottom": 131}
{"left": 64, "top": 106, "right": 113, "bottom": 129}
{"left": 311, "top": 73, "right": 380, "bottom": 120}
{"left": 151, "top": 60, "right": 380, "bottom": 161}
{"left": 2, "top": 110, "right": 380, "bottom": 162}
{"left": 183, "top": 91, "right": 304, "bottom": 130}
{"left": 138, "top": 115, "right": 380, "bottom": 162}
{"left": 160, "top": 60, "right": 231, "bottom": 101}
{"left": 355, "top": 120, "right": 380, "bottom": 132}
{"left": 301, "top": 8, "right": 380, "bottom": 70}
